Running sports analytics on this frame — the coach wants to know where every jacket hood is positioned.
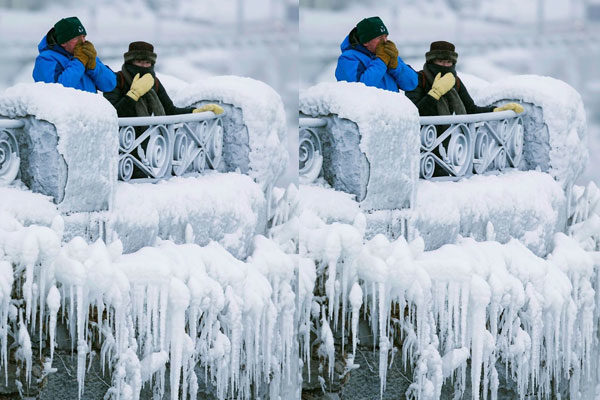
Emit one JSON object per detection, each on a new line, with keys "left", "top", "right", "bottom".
{"left": 340, "top": 27, "right": 373, "bottom": 57}
{"left": 37, "top": 28, "right": 70, "bottom": 57}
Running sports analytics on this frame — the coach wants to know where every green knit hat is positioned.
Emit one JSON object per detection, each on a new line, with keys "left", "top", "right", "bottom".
{"left": 356, "top": 16, "right": 388, "bottom": 44}
{"left": 54, "top": 17, "right": 86, "bottom": 44}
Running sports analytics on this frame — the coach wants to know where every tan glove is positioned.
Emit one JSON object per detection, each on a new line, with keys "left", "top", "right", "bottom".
{"left": 493, "top": 102, "right": 524, "bottom": 113}
{"left": 126, "top": 73, "right": 155, "bottom": 101}
{"left": 73, "top": 43, "right": 89, "bottom": 68}
{"left": 428, "top": 72, "right": 456, "bottom": 100}
{"left": 80, "top": 41, "right": 97, "bottom": 70}
{"left": 375, "top": 41, "right": 390, "bottom": 66}
{"left": 193, "top": 104, "right": 224, "bottom": 115}
{"left": 383, "top": 40, "right": 399, "bottom": 69}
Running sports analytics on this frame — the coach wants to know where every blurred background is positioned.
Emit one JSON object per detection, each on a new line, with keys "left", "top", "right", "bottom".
{"left": 300, "top": 0, "right": 600, "bottom": 186}
{"left": 0, "top": 0, "right": 299, "bottom": 186}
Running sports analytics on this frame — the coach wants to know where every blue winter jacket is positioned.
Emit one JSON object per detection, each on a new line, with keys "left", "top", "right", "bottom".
{"left": 33, "top": 32, "right": 116, "bottom": 93}
{"left": 335, "top": 34, "right": 418, "bottom": 92}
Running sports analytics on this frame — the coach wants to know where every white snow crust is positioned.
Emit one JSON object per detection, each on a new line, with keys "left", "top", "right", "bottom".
{"left": 175, "top": 76, "right": 288, "bottom": 190}
{"left": 0, "top": 83, "right": 118, "bottom": 212}
{"left": 300, "top": 81, "right": 420, "bottom": 210}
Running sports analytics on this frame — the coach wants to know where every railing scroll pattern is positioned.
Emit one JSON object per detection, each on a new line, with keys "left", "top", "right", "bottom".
{"left": 299, "top": 117, "right": 325, "bottom": 184}
{"left": 117, "top": 111, "right": 224, "bottom": 181}
{"left": 419, "top": 110, "right": 524, "bottom": 180}
{"left": 0, "top": 118, "right": 23, "bottom": 186}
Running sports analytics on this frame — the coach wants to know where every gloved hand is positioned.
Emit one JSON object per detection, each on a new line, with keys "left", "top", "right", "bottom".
{"left": 428, "top": 72, "right": 456, "bottom": 100}
{"left": 80, "top": 41, "right": 97, "bottom": 70}
{"left": 493, "top": 102, "right": 524, "bottom": 113}
{"left": 384, "top": 40, "right": 398, "bottom": 69}
{"left": 193, "top": 104, "right": 224, "bottom": 115}
{"left": 375, "top": 41, "right": 390, "bottom": 66}
{"left": 73, "top": 43, "right": 89, "bottom": 68}
{"left": 126, "top": 73, "right": 155, "bottom": 102}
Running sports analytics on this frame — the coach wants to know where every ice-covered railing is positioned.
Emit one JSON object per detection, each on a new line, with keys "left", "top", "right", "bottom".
{"left": 419, "top": 110, "right": 524, "bottom": 179}
{"left": 117, "top": 112, "right": 224, "bottom": 181}
{"left": 0, "top": 118, "right": 22, "bottom": 186}
{"left": 300, "top": 76, "right": 587, "bottom": 201}
{"left": 299, "top": 117, "right": 325, "bottom": 185}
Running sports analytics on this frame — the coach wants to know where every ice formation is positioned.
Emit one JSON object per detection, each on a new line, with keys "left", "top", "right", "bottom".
{"left": 299, "top": 180, "right": 600, "bottom": 399}
{"left": 0, "top": 83, "right": 118, "bottom": 212}
{"left": 175, "top": 76, "right": 288, "bottom": 190}
{"left": 477, "top": 75, "right": 588, "bottom": 190}
{"left": 0, "top": 183, "right": 303, "bottom": 400}
{"left": 300, "top": 81, "right": 420, "bottom": 210}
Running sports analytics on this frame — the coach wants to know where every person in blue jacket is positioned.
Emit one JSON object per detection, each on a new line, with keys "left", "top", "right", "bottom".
{"left": 335, "top": 16, "right": 418, "bottom": 92}
{"left": 33, "top": 17, "right": 116, "bottom": 93}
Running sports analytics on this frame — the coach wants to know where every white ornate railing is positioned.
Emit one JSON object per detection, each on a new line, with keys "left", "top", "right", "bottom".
{"left": 117, "top": 111, "right": 225, "bottom": 181}
{"left": 0, "top": 118, "right": 23, "bottom": 186}
{"left": 419, "top": 110, "right": 524, "bottom": 180}
{"left": 299, "top": 117, "right": 325, "bottom": 184}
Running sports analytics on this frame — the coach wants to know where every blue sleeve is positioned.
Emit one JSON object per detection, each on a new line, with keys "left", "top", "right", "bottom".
{"left": 388, "top": 57, "right": 418, "bottom": 91}
{"left": 85, "top": 58, "right": 117, "bottom": 92}
{"left": 335, "top": 53, "right": 387, "bottom": 86}
{"left": 33, "top": 54, "right": 85, "bottom": 89}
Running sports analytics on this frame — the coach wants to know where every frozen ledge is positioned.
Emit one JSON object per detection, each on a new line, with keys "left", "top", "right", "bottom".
{"left": 107, "top": 173, "right": 267, "bottom": 259}
{"left": 412, "top": 170, "right": 567, "bottom": 256}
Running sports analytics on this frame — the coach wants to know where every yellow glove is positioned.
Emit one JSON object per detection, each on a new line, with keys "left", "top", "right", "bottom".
{"left": 375, "top": 41, "right": 390, "bottom": 66}
{"left": 126, "top": 73, "right": 155, "bottom": 102}
{"left": 80, "top": 41, "right": 97, "bottom": 70}
{"left": 383, "top": 40, "right": 398, "bottom": 69}
{"left": 193, "top": 104, "right": 224, "bottom": 115}
{"left": 428, "top": 72, "right": 456, "bottom": 100}
{"left": 493, "top": 102, "right": 524, "bottom": 113}
{"left": 73, "top": 43, "right": 89, "bottom": 68}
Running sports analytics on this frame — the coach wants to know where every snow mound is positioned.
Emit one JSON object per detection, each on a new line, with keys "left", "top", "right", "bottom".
{"left": 477, "top": 75, "right": 587, "bottom": 188}
{"left": 175, "top": 76, "right": 288, "bottom": 190}
{"left": 0, "top": 83, "right": 118, "bottom": 213}
{"left": 300, "top": 81, "right": 420, "bottom": 210}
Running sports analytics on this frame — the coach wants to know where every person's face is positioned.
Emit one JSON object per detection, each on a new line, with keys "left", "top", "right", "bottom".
{"left": 363, "top": 34, "right": 388, "bottom": 53}
{"left": 433, "top": 59, "right": 453, "bottom": 67}
{"left": 61, "top": 35, "right": 85, "bottom": 54}
{"left": 132, "top": 59, "right": 152, "bottom": 68}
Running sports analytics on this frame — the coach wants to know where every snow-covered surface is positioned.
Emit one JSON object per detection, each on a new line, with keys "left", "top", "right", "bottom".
{"left": 299, "top": 184, "right": 360, "bottom": 225}
{"left": 108, "top": 173, "right": 266, "bottom": 259}
{"left": 300, "top": 81, "right": 420, "bottom": 210}
{"left": 0, "top": 83, "right": 118, "bottom": 212}
{"left": 176, "top": 76, "right": 288, "bottom": 190}
{"left": 477, "top": 75, "right": 587, "bottom": 188}
{"left": 414, "top": 170, "right": 567, "bottom": 256}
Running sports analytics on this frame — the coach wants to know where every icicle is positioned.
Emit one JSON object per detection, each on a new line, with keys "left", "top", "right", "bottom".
{"left": 184, "top": 223, "right": 195, "bottom": 244}
{"left": 349, "top": 282, "right": 363, "bottom": 358}
{"left": 168, "top": 278, "right": 190, "bottom": 400}
{"left": 46, "top": 285, "right": 60, "bottom": 364}
{"left": 469, "top": 276, "right": 491, "bottom": 400}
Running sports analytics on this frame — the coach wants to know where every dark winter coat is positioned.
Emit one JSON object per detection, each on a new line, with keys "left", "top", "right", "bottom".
{"left": 335, "top": 28, "right": 418, "bottom": 92}
{"left": 32, "top": 28, "right": 116, "bottom": 94}
{"left": 103, "top": 63, "right": 194, "bottom": 118}
{"left": 405, "top": 62, "right": 493, "bottom": 116}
